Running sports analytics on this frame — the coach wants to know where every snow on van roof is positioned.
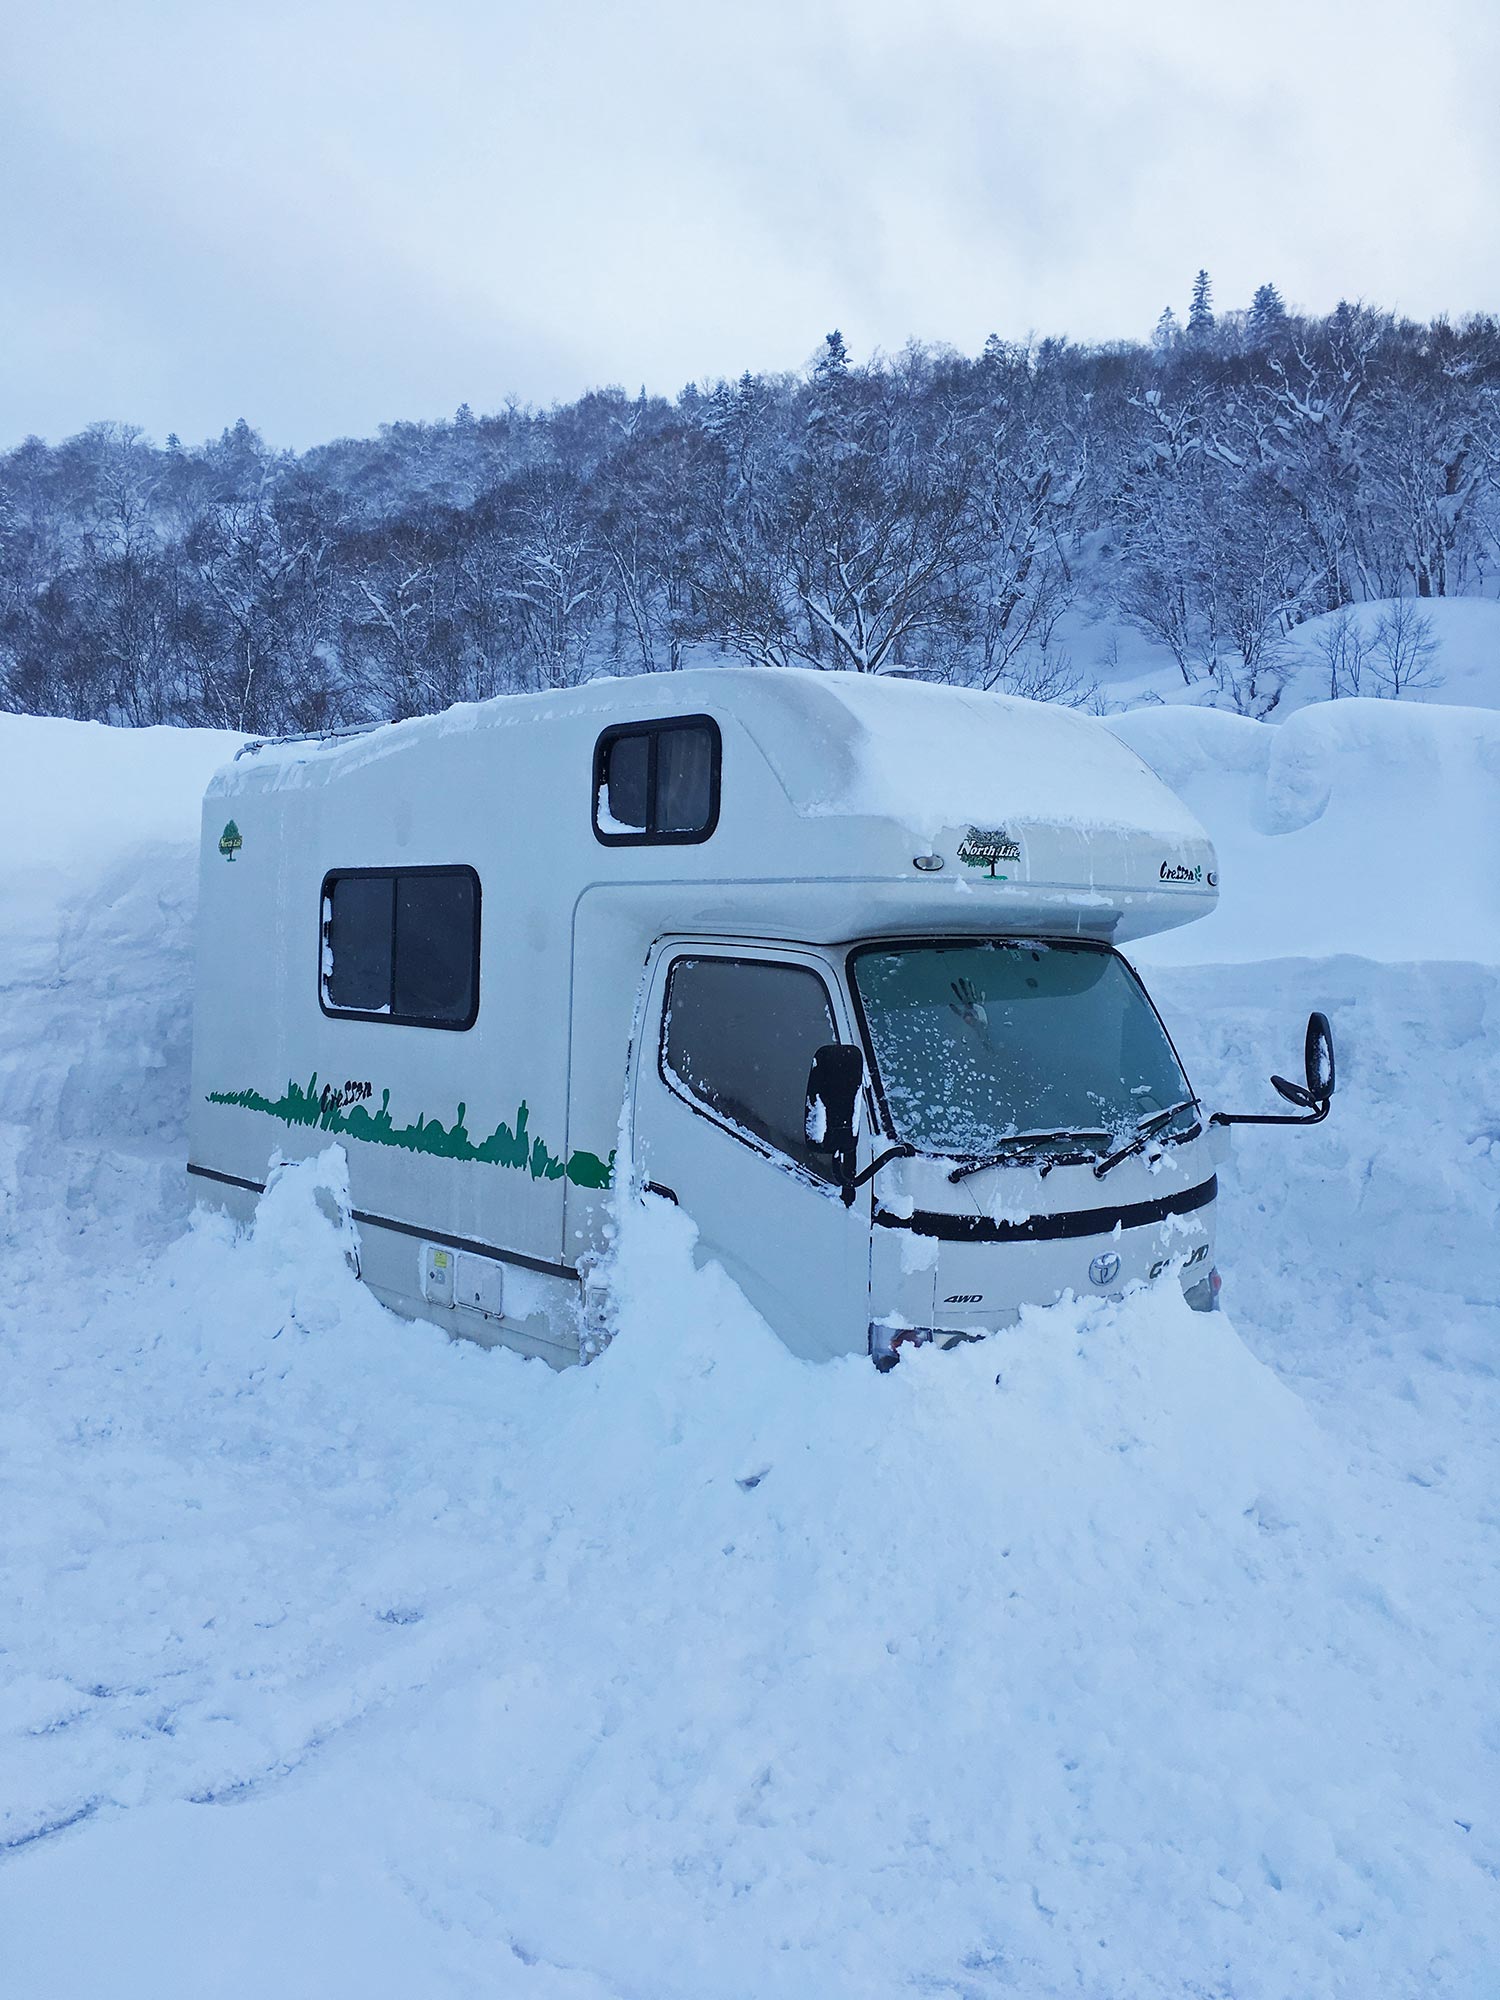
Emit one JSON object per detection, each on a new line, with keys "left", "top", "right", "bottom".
{"left": 744, "top": 670, "right": 1205, "bottom": 845}
{"left": 220, "top": 667, "right": 1204, "bottom": 850}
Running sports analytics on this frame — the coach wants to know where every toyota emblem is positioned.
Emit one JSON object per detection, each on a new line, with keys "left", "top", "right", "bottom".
{"left": 1088, "top": 1251, "right": 1122, "bottom": 1288}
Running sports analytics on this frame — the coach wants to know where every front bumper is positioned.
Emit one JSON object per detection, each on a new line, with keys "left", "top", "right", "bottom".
{"left": 867, "top": 1171, "right": 1220, "bottom": 1368}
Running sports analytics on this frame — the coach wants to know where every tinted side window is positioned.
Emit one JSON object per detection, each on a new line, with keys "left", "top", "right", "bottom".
{"left": 656, "top": 725, "right": 715, "bottom": 833}
{"left": 594, "top": 716, "right": 720, "bottom": 844}
{"left": 326, "top": 874, "right": 393, "bottom": 1012}
{"left": 602, "top": 730, "right": 649, "bottom": 832}
{"left": 394, "top": 873, "right": 477, "bottom": 1023}
{"left": 321, "top": 868, "right": 479, "bottom": 1029}
{"left": 662, "top": 958, "right": 838, "bottom": 1173}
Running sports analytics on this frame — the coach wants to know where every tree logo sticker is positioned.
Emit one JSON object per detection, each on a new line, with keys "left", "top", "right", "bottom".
{"left": 218, "top": 820, "right": 243, "bottom": 862}
{"left": 958, "top": 826, "right": 1021, "bottom": 878}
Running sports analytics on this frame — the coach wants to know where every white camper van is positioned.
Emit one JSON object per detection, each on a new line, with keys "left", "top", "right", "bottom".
{"left": 188, "top": 668, "right": 1334, "bottom": 1368}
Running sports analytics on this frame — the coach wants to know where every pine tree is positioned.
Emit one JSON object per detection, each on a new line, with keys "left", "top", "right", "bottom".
{"left": 807, "top": 330, "right": 854, "bottom": 449}
{"left": 1248, "top": 283, "right": 1288, "bottom": 346}
{"left": 454, "top": 402, "right": 474, "bottom": 427}
{"left": 814, "top": 329, "right": 850, "bottom": 381}
{"left": 1187, "top": 269, "right": 1214, "bottom": 339}
{"left": 734, "top": 368, "right": 759, "bottom": 420}
{"left": 1151, "top": 306, "right": 1181, "bottom": 355}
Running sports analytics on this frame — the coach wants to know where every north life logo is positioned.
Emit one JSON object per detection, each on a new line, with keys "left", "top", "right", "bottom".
{"left": 959, "top": 827, "right": 1022, "bottom": 878}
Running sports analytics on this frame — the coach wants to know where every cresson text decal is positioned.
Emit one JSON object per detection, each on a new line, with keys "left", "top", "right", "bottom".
{"left": 1159, "top": 860, "right": 1218, "bottom": 887}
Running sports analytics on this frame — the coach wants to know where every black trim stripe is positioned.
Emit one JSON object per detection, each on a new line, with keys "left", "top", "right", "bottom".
{"left": 874, "top": 1175, "right": 1217, "bottom": 1244}
{"left": 186, "top": 1162, "right": 580, "bottom": 1281}
{"left": 187, "top": 1162, "right": 262, "bottom": 1194}
{"left": 348, "top": 1211, "right": 578, "bottom": 1282}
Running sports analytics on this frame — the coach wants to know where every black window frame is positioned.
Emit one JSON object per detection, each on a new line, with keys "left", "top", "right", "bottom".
{"left": 593, "top": 714, "right": 722, "bottom": 847}
{"left": 319, "top": 864, "right": 481, "bottom": 1031}
{"left": 657, "top": 952, "right": 845, "bottom": 1187}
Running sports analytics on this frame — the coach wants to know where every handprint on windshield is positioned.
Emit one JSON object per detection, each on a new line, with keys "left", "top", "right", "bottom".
{"left": 948, "top": 976, "right": 995, "bottom": 1051}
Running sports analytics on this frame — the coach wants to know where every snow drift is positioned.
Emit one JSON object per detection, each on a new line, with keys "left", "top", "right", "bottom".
{"left": 0, "top": 715, "right": 237, "bottom": 1250}
{"left": 1108, "top": 697, "right": 1500, "bottom": 965}
{"left": 1, "top": 699, "right": 1497, "bottom": 1998}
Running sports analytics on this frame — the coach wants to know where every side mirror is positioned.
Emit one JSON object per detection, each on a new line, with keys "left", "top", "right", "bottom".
{"left": 1308, "top": 1009, "right": 1336, "bottom": 1100}
{"left": 805, "top": 1043, "right": 864, "bottom": 1203}
{"left": 1270, "top": 1010, "right": 1336, "bottom": 1109}
{"left": 1213, "top": 1010, "right": 1336, "bottom": 1129}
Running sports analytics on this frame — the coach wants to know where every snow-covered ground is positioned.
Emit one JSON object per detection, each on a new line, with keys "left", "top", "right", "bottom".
{"left": 1, "top": 696, "right": 1497, "bottom": 1998}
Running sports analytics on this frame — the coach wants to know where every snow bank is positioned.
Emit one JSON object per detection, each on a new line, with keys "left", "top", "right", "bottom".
{"left": 1107, "top": 697, "right": 1500, "bottom": 964}
{"left": 0, "top": 714, "right": 239, "bottom": 1249}
{"left": 0, "top": 713, "right": 235, "bottom": 941}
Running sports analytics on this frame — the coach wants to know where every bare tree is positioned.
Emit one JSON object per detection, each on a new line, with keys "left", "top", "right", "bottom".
{"left": 492, "top": 468, "right": 607, "bottom": 689}
{"left": 1369, "top": 599, "right": 1441, "bottom": 698}
{"left": 1313, "top": 607, "right": 1371, "bottom": 699}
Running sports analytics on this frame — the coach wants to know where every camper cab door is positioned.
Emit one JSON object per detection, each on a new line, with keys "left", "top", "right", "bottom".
{"left": 632, "top": 943, "right": 870, "bottom": 1361}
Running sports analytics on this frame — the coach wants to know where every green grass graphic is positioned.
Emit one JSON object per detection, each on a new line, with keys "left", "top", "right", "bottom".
{"left": 207, "top": 1075, "right": 613, "bottom": 1188}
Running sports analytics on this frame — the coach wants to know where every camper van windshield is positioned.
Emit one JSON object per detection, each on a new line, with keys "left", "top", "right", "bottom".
{"left": 851, "top": 940, "right": 1191, "bottom": 1160}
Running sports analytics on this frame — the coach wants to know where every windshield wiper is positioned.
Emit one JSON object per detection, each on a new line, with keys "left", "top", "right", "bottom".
{"left": 948, "top": 1129, "right": 1111, "bottom": 1182}
{"left": 1092, "top": 1099, "right": 1200, "bottom": 1180}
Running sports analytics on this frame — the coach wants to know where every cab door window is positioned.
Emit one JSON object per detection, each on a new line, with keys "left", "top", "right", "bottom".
{"left": 661, "top": 957, "right": 839, "bottom": 1176}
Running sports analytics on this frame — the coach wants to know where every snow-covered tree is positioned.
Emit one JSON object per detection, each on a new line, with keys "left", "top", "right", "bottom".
{"left": 814, "top": 329, "right": 850, "bottom": 382}
{"left": 1188, "top": 270, "right": 1215, "bottom": 339}
{"left": 2, "top": 296, "right": 1497, "bottom": 726}
{"left": 1248, "top": 283, "right": 1289, "bottom": 347}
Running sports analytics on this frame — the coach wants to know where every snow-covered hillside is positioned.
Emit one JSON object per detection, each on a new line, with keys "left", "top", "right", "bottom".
{"left": 1, "top": 703, "right": 1496, "bottom": 1998}
{"left": 1092, "top": 594, "right": 1500, "bottom": 717}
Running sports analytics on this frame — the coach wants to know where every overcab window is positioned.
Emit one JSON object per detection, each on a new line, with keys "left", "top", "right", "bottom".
{"left": 320, "top": 867, "right": 479, "bottom": 1029}
{"left": 593, "top": 715, "right": 721, "bottom": 845}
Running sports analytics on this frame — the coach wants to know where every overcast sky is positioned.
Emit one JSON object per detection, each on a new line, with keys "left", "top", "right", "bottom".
{"left": 4, "top": 0, "right": 1497, "bottom": 450}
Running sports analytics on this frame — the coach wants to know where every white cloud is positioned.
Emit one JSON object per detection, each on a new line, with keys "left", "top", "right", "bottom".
{"left": 1, "top": 0, "right": 1495, "bottom": 446}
